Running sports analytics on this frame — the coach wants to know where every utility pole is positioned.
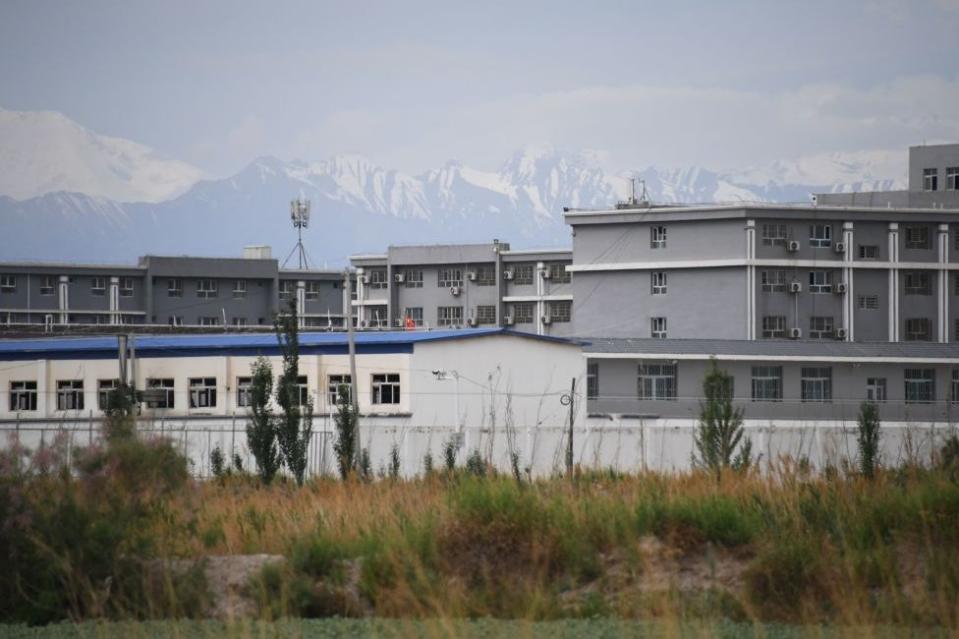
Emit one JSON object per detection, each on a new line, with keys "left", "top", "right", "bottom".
{"left": 562, "top": 378, "right": 575, "bottom": 478}
{"left": 344, "top": 269, "right": 360, "bottom": 467}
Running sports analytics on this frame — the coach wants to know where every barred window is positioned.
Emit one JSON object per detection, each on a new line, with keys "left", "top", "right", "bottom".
{"left": 475, "top": 265, "right": 496, "bottom": 286}
{"left": 510, "top": 302, "right": 535, "bottom": 324}
{"left": 761, "top": 270, "right": 786, "bottom": 292}
{"left": 904, "top": 225, "right": 930, "bottom": 249}
{"left": 801, "top": 367, "right": 832, "bottom": 402}
{"left": 369, "top": 269, "right": 388, "bottom": 289}
{"left": 437, "top": 306, "right": 463, "bottom": 327}
{"left": 512, "top": 264, "right": 534, "bottom": 285}
{"left": 866, "top": 378, "right": 886, "bottom": 402}
{"left": 547, "top": 300, "right": 571, "bottom": 323}
{"left": 587, "top": 363, "right": 599, "bottom": 399}
{"left": 761, "top": 316, "right": 786, "bottom": 338}
{"left": 438, "top": 268, "right": 463, "bottom": 288}
{"left": 904, "top": 368, "right": 935, "bottom": 403}
{"left": 903, "top": 271, "right": 931, "bottom": 295}
{"left": 904, "top": 318, "right": 932, "bottom": 341}
{"left": 475, "top": 305, "right": 497, "bottom": 325}
{"left": 761, "top": 223, "right": 787, "bottom": 246}
{"left": 637, "top": 363, "right": 676, "bottom": 400}
{"left": 857, "top": 295, "right": 879, "bottom": 310}
{"left": 548, "top": 263, "right": 571, "bottom": 284}
{"left": 404, "top": 270, "right": 423, "bottom": 288}
{"left": 751, "top": 367, "right": 782, "bottom": 401}
{"left": 809, "top": 316, "right": 835, "bottom": 339}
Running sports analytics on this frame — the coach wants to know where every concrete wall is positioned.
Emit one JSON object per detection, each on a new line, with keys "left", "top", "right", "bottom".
{"left": 909, "top": 144, "right": 959, "bottom": 192}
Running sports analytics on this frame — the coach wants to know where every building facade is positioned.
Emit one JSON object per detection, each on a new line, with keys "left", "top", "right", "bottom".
{"left": 349, "top": 241, "right": 574, "bottom": 337}
{"left": 0, "top": 247, "right": 349, "bottom": 330}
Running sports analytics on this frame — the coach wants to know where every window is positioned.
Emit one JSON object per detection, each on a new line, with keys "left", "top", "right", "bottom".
{"left": 372, "top": 373, "right": 400, "bottom": 404}
{"left": 40, "top": 275, "right": 55, "bottom": 295}
{"left": 328, "top": 374, "right": 352, "bottom": 407}
{"left": 188, "top": 378, "right": 217, "bottom": 408}
{"left": 367, "top": 307, "right": 388, "bottom": 328}
{"left": 169, "top": 315, "right": 184, "bottom": 327}
{"left": 761, "top": 316, "right": 786, "bottom": 338}
{"left": 650, "top": 226, "right": 667, "bottom": 249}
{"left": 801, "top": 367, "right": 832, "bottom": 402}
{"left": 808, "top": 270, "right": 833, "bottom": 293}
{"left": 904, "top": 368, "right": 935, "bottom": 403}
{"left": 651, "top": 271, "right": 667, "bottom": 295}
{"left": 751, "top": 366, "right": 782, "bottom": 401}
{"left": 809, "top": 224, "right": 832, "bottom": 248}
{"left": 866, "top": 378, "right": 887, "bottom": 402}
{"left": 475, "top": 305, "right": 497, "bottom": 325}
{"left": 923, "top": 168, "right": 938, "bottom": 192}
{"left": 904, "top": 271, "right": 931, "bottom": 295}
{"left": 305, "top": 281, "right": 321, "bottom": 300}
{"left": 232, "top": 317, "right": 247, "bottom": 327}
{"left": 168, "top": 278, "right": 183, "bottom": 297}
{"left": 947, "top": 167, "right": 959, "bottom": 191}
{"left": 548, "top": 262, "right": 571, "bottom": 284}
{"left": 587, "top": 363, "right": 599, "bottom": 399}
{"left": 199, "top": 316, "right": 220, "bottom": 326}
{"left": 236, "top": 377, "right": 253, "bottom": 408}
{"left": 547, "top": 300, "right": 571, "bottom": 323}
{"left": 297, "top": 375, "right": 310, "bottom": 406}
{"left": 232, "top": 280, "right": 247, "bottom": 298}
{"left": 56, "top": 380, "right": 84, "bottom": 411}
{"left": 475, "top": 265, "right": 497, "bottom": 286}
{"left": 437, "top": 306, "right": 463, "bottom": 327}
{"left": 904, "top": 226, "right": 930, "bottom": 249}
{"left": 511, "top": 302, "right": 534, "bottom": 324}
{"left": 0, "top": 274, "right": 15, "bottom": 292}
{"left": 279, "top": 280, "right": 295, "bottom": 300}
{"left": 10, "top": 381, "right": 38, "bottom": 411}
{"left": 637, "top": 363, "right": 676, "bottom": 400}
{"left": 953, "top": 369, "right": 959, "bottom": 404}
{"left": 438, "top": 268, "right": 463, "bottom": 288}
{"left": 858, "top": 245, "right": 879, "bottom": 260}
{"left": 512, "top": 264, "right": 534, "bottom": 285}
{"left": 197, "top": 279, "right": 218, "bottom": 298}
{"left": 119, "top": 277, "right": 134, "bottom": 297}
{"left": 403, "top": 307, "right": 423, "bottom": 327}
{"left": 809, "top": 316, "right": 835, "bottom": 339}
{"left": 404, "top": 269, "right": 423, "bottom": 288}
{"left": 857, "top": 295, "right": 879, "bottom": 310}
{"left": 650, "top": 317, "right": 667, "bottom": 339}
{"left": 760, "top": 270, "right": 786, "bottom": 292}
{"left": 145, "top": 378, "right": 175, "bottom": 408}
{"left": 369, "top": 269, "right": 388, "bottom": 289}
{"left": 904, "top": 318, "right": 932, "bottom": 341}
{"left": 97, "top": 379, "right": 119, "bottom": 410}
{"left": 761, "top": 223, "right": 787, "bottom": 247}
{"left": 91, "top": 277, "right": 106, "bottom": 296}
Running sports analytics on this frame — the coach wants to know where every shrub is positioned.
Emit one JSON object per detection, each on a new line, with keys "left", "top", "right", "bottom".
{"left": 857, "top": 401, "right": 881, "bottom": 479}
{"left": 693, "top": 359, "right": 752, "bottom": 475}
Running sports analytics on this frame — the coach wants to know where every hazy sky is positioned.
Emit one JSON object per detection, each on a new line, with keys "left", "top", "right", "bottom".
{"left": 1, "top": 0, "right": 958, "bottom": 177}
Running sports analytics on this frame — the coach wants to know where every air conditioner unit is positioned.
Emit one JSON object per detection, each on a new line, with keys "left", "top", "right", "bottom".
{"left": 503, "top": 270, "right": 514, "bottom": 281}
{"left": 466, "top": 317, "right": 477, "bottom": 327}
{"left": 359, "top": 320, "right": 368, "bottom": 328}
{"left": 359, "top": 274, "right": 370, "bottom": 284}
{"left": 449, "top": 286, "right": 461, "bottom": 296}
{"left": 834, "top": 242, "right": 846, "bottom": 254}
{"left": 467, "top": 271, "right": 477, "bottom": 281}
{"left": 504, "top": 315, "right": 515, "bottom": 326}
{"left": 835, "top": 327, "right": 848, "bottom": 340}
{"left": 789, "top": 327, "right": 802, "bottom": 339}
{"left": 834, "top": 282, "right": 847, "bottom": 294}
{"left": 541, "top": 270, "right": 552, "bottom": 279}
{"left": 787, "top": 240, "right": 800, "bottom": 253}
{"left": 542, "top": 315, "right": 552, "bottom": 325}
{"left": 394, "top": 273, "right": 405, "bottom": 283}
{"left": 789, "top": 281, "right": 802, "bottom": 293}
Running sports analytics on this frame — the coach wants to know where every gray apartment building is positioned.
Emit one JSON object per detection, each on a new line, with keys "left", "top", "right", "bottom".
{"left": 570, "top": 143, "right": 959, "bottom": 423}
{"left": 0, "top": 247, "right": 349, "bottom": 330}
{"left": 349, "top": 241, "right": 574, "bottom": 337}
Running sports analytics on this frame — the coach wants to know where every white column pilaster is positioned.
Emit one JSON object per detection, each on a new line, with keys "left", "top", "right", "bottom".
{"left": 109, "top": 276, "right": 120, "bottom": 326}
{"left": 58, "top": 275, "right": 69, "bottom": 325}
{"left": 536, "top": 261, "right": 546, "bottom": 336}
{"left": 745, "top": 220, "right": 756, "bottom": 340}
{"left": 842, "top": 222, "right": 854, "bottom": 341}
{"left": 939, "top": 223, "right": 949, "bottom": 343}
{"left": 888, "top": 223, "right": 900, "bottom": 342}
{"left": 355, "top": 268, "right": 366, "bottom": 326}
{"left": 296, "top": 280, "right": 306, "bottom": 329}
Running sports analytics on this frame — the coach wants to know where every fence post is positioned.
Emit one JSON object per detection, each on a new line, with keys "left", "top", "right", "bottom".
{"left": 231, "top": 412, "right": 236, "bottom": 462}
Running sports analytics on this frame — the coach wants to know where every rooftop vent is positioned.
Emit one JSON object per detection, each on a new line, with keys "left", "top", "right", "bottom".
{"left": 243, "top": 245, "right": 272, "bottom": 260}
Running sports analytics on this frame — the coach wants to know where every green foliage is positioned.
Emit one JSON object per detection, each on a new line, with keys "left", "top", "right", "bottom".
{"left": 388, "top": 444, "right": 401, "bottom": 480}
{"left": 103, "top": 383, "right": 138, "bottom": 442}
{"left": 857, "top": 401, "right": 881, "bottom": 479}
{"left": 273, "top": 299, "right": 313, "bottom": 486}
{"left": 209, "top": 446, "right": 225, "bottom": 479}
{"left": 422, "top": 450, "right": 434, "bottom": 476}
{"left": 443, "top": 437, "right": 458, "bottom": 472}
{"left": 358, "top": 448, "right": 372, "bottom": 482}
{"left": 939, "top": 434, "right": 959, "bottom": 479}
{"left": 693, "top": 358, "right": 752, "bottom": 475}
{"left": 332, "top": 385, "right": 358, "bottom": 480}
{"left": 465, "top": 449, "right": 487, "bottom": 477}
{"left": 246, "top": 356, "right": 281, "bottom": 485}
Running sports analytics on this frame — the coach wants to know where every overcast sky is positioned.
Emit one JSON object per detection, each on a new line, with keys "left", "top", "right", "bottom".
{"left": 1, "top": 0, "right": 958, "bottom": 177}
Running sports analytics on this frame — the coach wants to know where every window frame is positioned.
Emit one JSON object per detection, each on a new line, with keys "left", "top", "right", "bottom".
{"left": 512, "top": 264, "right": 534, "bottom": 286}
{"left": 119, "top": 277, "right": 134, "bottom": 297}
{"left": 761, "top": 315, "right": 786, "bottom": 339}
{"left": 232, "top": 279, "right": 248, "bottom": 299}
{"left": 904, "top": 368, "right": 935, "bottom": 404}
{"left": 857, "top": 294, "right": 879, "bottom": 310}
{"left": 511, "top": 302, "right": 535, "bottom": 324}
{"left": 97, "top": 378, "right": 120, "bottom": 411}
{"left": 866, "top": 377, "right": 887, "bottom": 402}
{"left": 650, "top": 316, "right": 667, "bottom": 339}
{"left": 548, "top": 262, "right": 571, "bottom": 284}
{"left": 904, "top": 317, "right": 932, "bottom": 341}
{"left": 858, "top": 245, "right": 879, "bottom": 260}
{"left": 328, "top": 374, "right": 352, "bottom": 408}
{"left": 236, "top": 376, "right": 253, "bottom": 408}
{"left": 922, "top": 168, "right": 938, "bottom": 192}
{"left": 547, "top": 300, "right": 571, "bottom": 323}
{"left": 189, "top": 377, "right": 217, "bottom": 409}
{"left": 438, "top": 267, "right": 463, "bottom": 288}
{"left": 145, "top": 378, "right": 175, "bottom": 409}
{"left": 947, "top": 167, "right": 959, "bottom": 191}
{"left": 475, "top": 265, "right": 497, "bottom": 286}
{"left": 0, "top": 274, "right": 16, "bottom": 293}
{"left": 371, "top": 373, "right": 401, "bottom": 405}
{"left": 650, "top": 226, "right": 667, "bottom": 249}
{"left": 809, "top": 316, "right": 835, "bottom": 339}
{"left": 761, "top": 223, "right": 787, "bottom": 247}
{"left": 800, "top": 367, "right": 833, "bottom": 402}
{"left": 809, "top": 224, "right": 832, "bottom": 248}
{"left": 56, "top": 379, "right": 84, "bottom": 411}
{"left": 751, "top": 366, "right": 783, "bottom": 401}
{"left": 904, "top": 226, "right": 931, "bottom": 250}
{"left": 39, "top": 275, "right": 56, "bottom": 296}
{"left": 760, "top": 270, "right": 786, "bottom": 293}
{"left": 475, "top": 305, "right": 497, "bottom": 325}
{"left": 587, "top": 363, "right": 599, "bottom": 400}
{"left": 808, "top": 270, "right": 833, "bottom": 294}
{"left": 904, "top": 271, "right": 932, "bottom": 296}
{"left": 403, "top": 269, "right": 424, "bottom": 288}
{"left": 651, "top": 271, "right": 667, "bottom": 295}
{"left": 90, "top": 276, "right": 106, "bottom": 296}
{"left": 167, "top": 278, "right": 183, "bottom": 297}
{"left": 437, "top": 305, "right": 463, "bottom": 327}
{"left": 637, "top": 363, "right": 677, "bottom": 400}
{"left": 10, "top": 381, "right": 38, "bottom": 412}
{"left": 196, "top": 279, "right": 218, "bottom": 299}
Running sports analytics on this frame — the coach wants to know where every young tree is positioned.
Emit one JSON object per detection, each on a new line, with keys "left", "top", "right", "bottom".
{"left": 247, "top": 356, "right": 281, "bottom": 484}
{"left": 332, "top": 383, "right": 358, "bottom": 480}
{"left": 274, "top": 299, "right": 313, "bottom": 485}
{"left": 857, "top": 401, "right": 881, "bottom": 479}
{"left": 693, "top": 358, "right": 752, "bottom": 475}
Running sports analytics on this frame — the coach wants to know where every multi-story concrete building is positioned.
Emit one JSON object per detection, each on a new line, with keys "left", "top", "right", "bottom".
{"left": 569, "top": 143, "right": 959, "bottom": 428}
{"left": 349, "top": 241, "right": 574, "bottom": 337}
{"left": 0, "top": 247, "right": 350, "bottom": 331}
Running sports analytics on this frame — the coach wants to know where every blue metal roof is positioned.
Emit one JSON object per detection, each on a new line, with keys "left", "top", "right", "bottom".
{"left": 0, "top": 328, "right": 578, "bottom": 360}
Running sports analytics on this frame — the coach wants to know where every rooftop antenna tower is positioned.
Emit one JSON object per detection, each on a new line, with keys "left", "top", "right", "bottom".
{"left": 283, "top": 198, "right": 311, "bottom": 270}
{"left": 616, "top": 176, "right": 650, "bottom": 209}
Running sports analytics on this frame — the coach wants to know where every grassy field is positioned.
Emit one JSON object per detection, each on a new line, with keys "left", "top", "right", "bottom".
{"left": 3, "top": 430, "right": 959, "bottom": 632}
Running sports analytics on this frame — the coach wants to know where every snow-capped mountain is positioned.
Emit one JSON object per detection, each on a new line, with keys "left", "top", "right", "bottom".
{"left": 0, "top": 108, "right": 203, "bottom": 203}
{"left": 0, "top": 110, "right": 908, "bottom": 264}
